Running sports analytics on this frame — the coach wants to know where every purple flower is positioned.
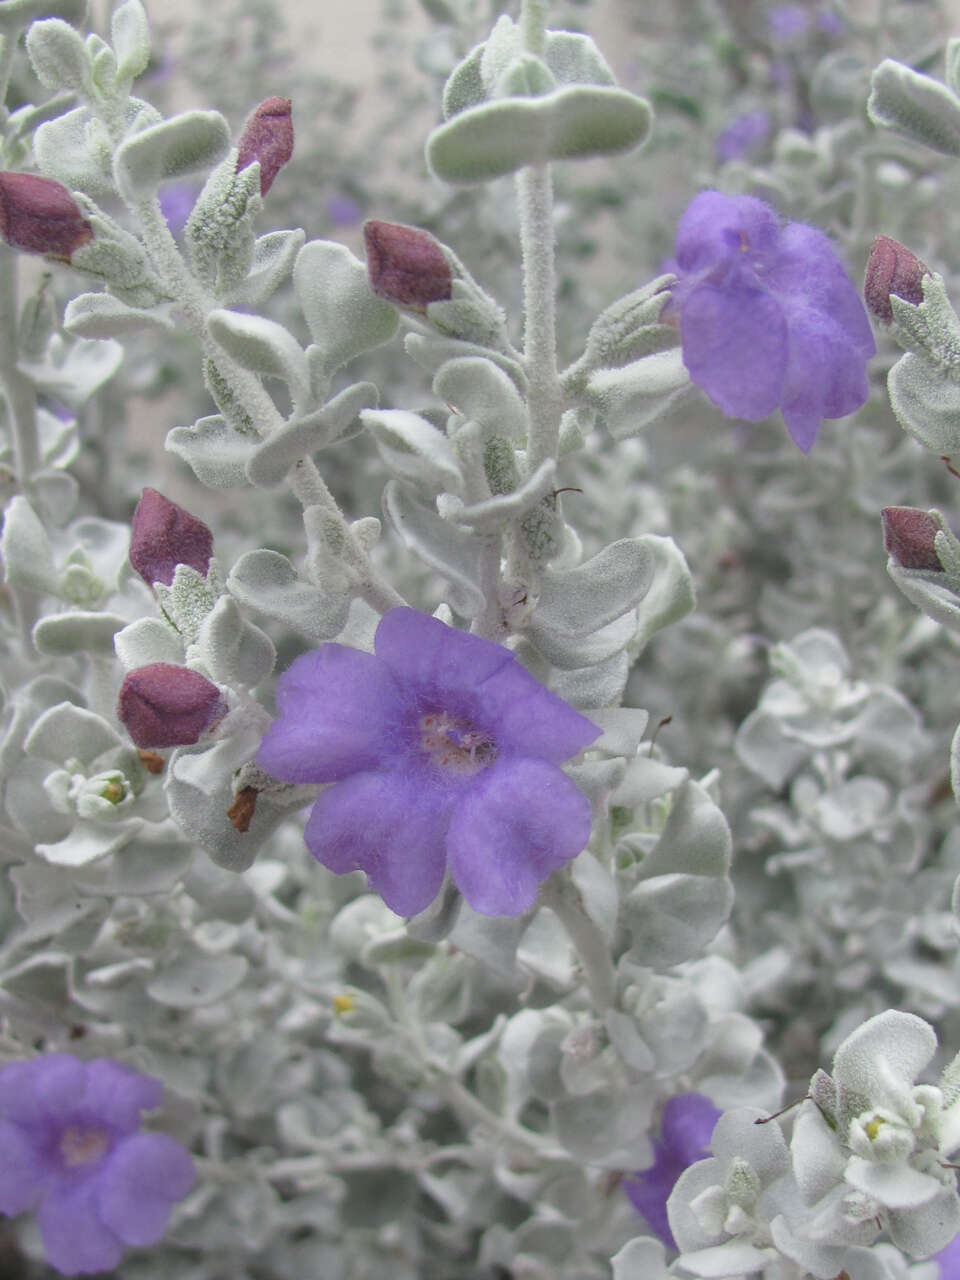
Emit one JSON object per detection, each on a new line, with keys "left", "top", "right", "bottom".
{"left": 326, "top": 194, "right": 361, "bottom": 227}
{"left": 665, "top": 190, "right": 875, "bottom": 452}
{"left": 129, "top": 488, "right": 214, "bottom": 588}
{"left": 714, "top": 109, "right": 771, "bottom": 163}
{"left": 258, "top": 608, "right": 600, "bottom": 918}
{"left": 0, "top": 1054, "right": 195, "bottom": 1276}
{"left": 118, "top": 663, "right": 226, "bottom": 749}
{"left": 623, "top": 1093, "right": 722, "bottom": 1249}
{"left": 158, "top": 184, "right": 197, "bottom": 237}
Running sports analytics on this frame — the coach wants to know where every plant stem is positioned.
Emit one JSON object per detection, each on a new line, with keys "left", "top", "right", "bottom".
{"left": 516, "top": 161, "right": 562, "bottom": 475}
{"left": 540, "top": 872, "right": 617, "bottom": 1012}
{"left": 520, "top": 0, "right": 549, "bottom": 56}
{"left": 128, "top": 196, "right": 405, "bottom": 613}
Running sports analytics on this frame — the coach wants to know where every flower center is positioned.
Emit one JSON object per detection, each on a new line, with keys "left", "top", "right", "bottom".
{"left": 419, "top": 711, "right": 496, "bottom": 776}
{"left": 59, "top": 1124, "right": 110, "bottom": 1168}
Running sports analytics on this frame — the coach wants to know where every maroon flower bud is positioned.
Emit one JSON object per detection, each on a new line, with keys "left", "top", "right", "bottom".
{"left": 118, "top": 664, "right": 226, "bottom": 749}
{"left": 864, "top": 235, "right": 930, "bottom": 325}
{"left": 0, "top": 172, "right": 93, "bottom": 261}
{"left": 363, "top": 219, "right": 453, "bottom": 309}
{"left": 236, "top": 97, "right": 294, "bottom": 197}
{"left": 130, "top": 488, "right": 214, "bottom": 588}
{"left": 881, "top": 506, "right": 942, "bottom": 571}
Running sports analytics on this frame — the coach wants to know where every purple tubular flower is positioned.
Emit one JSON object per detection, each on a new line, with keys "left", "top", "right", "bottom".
{"left": 665, "top": 190, "right": 875, "bottom": 453}
{"left": 363, "top": 220, "right": 453, "bottom": 309}
{"left": 623, "top": 1093, "right": 722, "bottom": 1249}
{"left": 936, "top": 1228, "right": 960, "bottom": 1278}
{"left": 258, "top": 608, "right": 600, "bottom": 918}
{"left": 129, "top": 488, "right": 214, "bottom": 588}
{"left": 768, "top": 4, "right": 810, "bottom": 42}
{"left": 236, "top": 97, "right": 294, "bottom": 197}
{"left": 0, "top": 173, "right": 93, "bottom": 261}
{"left": 881, "top": 506, "right": 943, "bottom": 571}
{"left": 714, "top": 109, "right": 771, "bottom": 162}
{"left": 118, "top": 663, "right": 225, "bottom": 749}
{"left": 0, "top": 1054, "right": 195, "bottom": 1276}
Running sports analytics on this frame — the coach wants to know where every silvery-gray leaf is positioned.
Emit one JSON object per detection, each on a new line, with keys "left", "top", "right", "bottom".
{"left": 449, "top": 459, "right": 556, "bottom": 531}
{"left": 404, "top": 331, "right": 527, "bottom": 396}
{"left": 33, "top": 611, "right": 126, "bottom": 656}
{"left": 526, "top": 609, "right": 636, "bottom": 670}
{"left": 535, "top": 537, "right": 655, "bottom": 637}
{"left": 245, "top": 382, "right": 378, "bottom": 487}
{"left": 21, "top": 336, "right": 123, "bottom": 410}
{"left": 64, "top": 293, "right": 175, "bottom": 339}
{"left": 868, "top": 57, "right": 960, "bottom": 156}
{"left": 227, "top": 549, "right": 351, "bottom": 640}
{"left": 362, "top": 408, "right": 463, "bottom": 495}
{"left": 586, "top": 707, "right": 650, "bottom": 756}
{"left": 587, "top": 347, "right": 693, "bottom": 439}
{"left": 382, "top": 480, "right": 484, "bottom": 616}
{"left": 432, "top": 355, "right": 527, "bottom": 441}
{"left": 1, "top": 494, "right": 58, "bottom": 593}
{"left": 221, "top": 229, "right": 307, "bottom": 308}
{"left": 147, "top": 947, "right": 248, "bottom": 1008}
{"left": 549, "top": 649, "right": 630, "bottom": 708}
{"left": 552, "top": 1086, "right": 653, "bottom": 1167}
{"left": 25, "top": 17, "right": 89, "bottom": 93}
{"left": 632, "top": 533, "right": 696, "bottom": 653}
{"left": 624, "top": 872, "right": 735, "bottom": 969}
{"left": 114, "top": 109, "right": 231, "bottom": 200}
{"left": 114, "top": 617, "right": 184, "bottom": 670}
{"left": 30, "top": 469, "right": 78, "bottom": 527}
{"left": 37, "top": 817, "right": 143, "bottom": 867}
{"left": 294, "top": 239, "right": 399, "bottom": 377}
{"left": 207, "top": 309, "right": 311, "bottom": 408}
{"left": 111, "top": 0, "right": 150, "bottom": 81}
{"left": 569, "top": 850, "right": 618, "bottom": 940}
{"left": 25, "top": 702, "right": 127, "bottom": 766}
{"left": 887, "top": 352, "right": 960, "bottom": 455}
{"left": 197, "top": 595, "right": 276, "bottom": 687}
{"left": 166, "top": 414, "right": 256, "bottom": 488}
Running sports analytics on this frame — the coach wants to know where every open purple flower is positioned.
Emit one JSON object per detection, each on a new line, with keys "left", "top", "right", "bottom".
{"left": 0, "top": 1054, "right": 195, "bottom": 1276}
{"left": 623, "top": 1093, "right": 722, "bottom": 1249}
{"left": 665, "top": 190, "right": 875, "bottom": 452}
{"left": 258, "top": 608, "right": 600, "bottom": 918}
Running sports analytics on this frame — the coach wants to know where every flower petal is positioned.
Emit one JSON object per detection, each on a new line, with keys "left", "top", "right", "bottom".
{"left": 0, "top": 1055, "right": 86, "bottom": 1128}
{"left": 474, "top": 659, "right": 600, "bottom": 763}
{"left": 675, "top": 190, "right": 779, "bottom": 273}
{"left": 446, "top": 758, "right": 592, "bottom": 916}
{"left": 779, "top": 307, "right": 870, "bottom": 451}
{"left": 78, "top": 1060, "right": 163, "bottom": 1135}
{"left": 37, "top": 1179, "right": 126, "bottom": 1276}
{"left": 661, "top": 1093, "right": 722, "bottom": 1164}
{"left": 304, "top": 770, "right": 450, "bottom": 916}
{"left": 96, "top": 1132, "right": 195, "bottom": 1245}
{"left": 680, "top": 278, "right": 788, "bottom": 422}
{"left": 0, "top": 1120, "right": 50, "bottom": 1214}
{"left": 258, "top": 644, "right": 406, "bottom": 783}
{"left": 374, "top": 608, "right": 513, "bottom": 699}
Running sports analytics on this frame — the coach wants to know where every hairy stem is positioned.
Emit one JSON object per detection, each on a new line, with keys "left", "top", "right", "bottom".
{"left": 540, "top": 872, "right": 617, "bottom": 1012}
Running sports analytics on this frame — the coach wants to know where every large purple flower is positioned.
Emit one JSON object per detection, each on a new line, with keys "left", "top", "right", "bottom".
{"left": 258, "top": 608, "right": 600, "bottom": 918}
{"left": 623, "top": 1093, "right": 722, "bottom": 1249}
{"left": 666, "top": 190, "right": 875, "bottom": 452}
{"left": 0, "top": 1054, "right": 195, "bottom": 1276}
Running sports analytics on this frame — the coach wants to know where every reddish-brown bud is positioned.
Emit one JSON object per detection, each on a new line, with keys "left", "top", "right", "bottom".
{"left": 864, "top": 235, "right": 930, "bottom": 325}
{"left": 881, "top": 506, "right": 942, "bottom": 571}
{"left": 363, "top": 219, "right": 453, "bottom": 309}
{"left": 236, "top": 97, "right": 294, "bottom": 197}
{"left": 118, "top": 664, "right": 226, "bottom": 749}
{"left": 130, "top": 488, "right": 214, "bottom": 588}
{"left": 0, "top": 173, "right": 93, "bottom": 260}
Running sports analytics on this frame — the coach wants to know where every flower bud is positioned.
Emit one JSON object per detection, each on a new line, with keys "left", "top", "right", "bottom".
{"left": 130, "top": 488, "right": 214, "bottom": 587}
{"left": 363, "top": 219, "right": 453, "bottom": 309}
{"left": 881, "top": 506, "right": 942, "bottom": 571}
{"left": 0, "top": 172, "right": 93, "bottom": 260}
{"left": 118, "top": 664, "right": 226, "bottom": 748}
{"left": 236, "top": 97, "right": 293, "bottom": 197}
{"left": 864, "top": 235, "right": 930, "bottom": 325}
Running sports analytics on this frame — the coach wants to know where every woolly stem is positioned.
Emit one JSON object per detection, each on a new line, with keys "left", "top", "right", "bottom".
{"left": 516, "top": 161, "right": 562, "bottom": 476}
{"left": 540, "top": 872, "right": 617, "bottom": 1012}
{"left": 127, "top": 196, "right": 404, "bottom": 613}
